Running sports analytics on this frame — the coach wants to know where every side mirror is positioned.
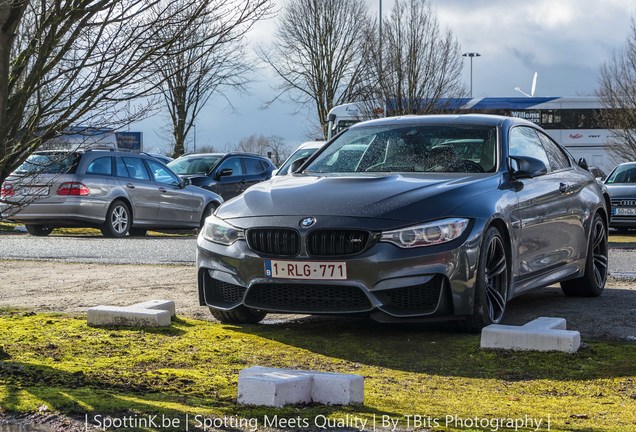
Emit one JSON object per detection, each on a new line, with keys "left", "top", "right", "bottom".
{"left": 509, "top": 155, "right": 548, "bottom": 179}
{"left": 290, "top": 157, "right": 308, "bottom": 173}
{"left": 217, "top": 168, "right": 233, "bottom": 179}
{"left": 578, "top": 157, "right": 589, "bottom": 170}
{"left": 181, "top": 177, "right": 192, "bottom": 188}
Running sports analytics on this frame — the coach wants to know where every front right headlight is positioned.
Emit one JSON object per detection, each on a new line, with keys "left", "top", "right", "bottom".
{"left": 202, "top": 214, "right": 244, "bottom": 245}
{"left": 380, "top": 218, "right": 469, "bottom": 248}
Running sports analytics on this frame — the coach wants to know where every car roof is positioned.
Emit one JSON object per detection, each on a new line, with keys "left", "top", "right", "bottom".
{"left": 349, "top": 113, "right": 528, "bottom": 129}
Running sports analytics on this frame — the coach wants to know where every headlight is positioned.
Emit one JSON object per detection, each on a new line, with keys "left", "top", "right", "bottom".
{"left": 202, "top": 214, "right": 244, "bottom": 245}
{"left": 381, "top": 218, "right": 469, "bottom": 248}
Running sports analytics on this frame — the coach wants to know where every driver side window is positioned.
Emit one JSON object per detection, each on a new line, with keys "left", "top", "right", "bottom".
{"left": 509, "top": 127, "right": 551, "bottom": 174}
{"left": 217, "top": 157, "right": 244, "bottom": 177}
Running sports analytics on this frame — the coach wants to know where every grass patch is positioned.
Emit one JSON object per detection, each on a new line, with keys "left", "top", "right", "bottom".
{"left": 0, "top": 310, "right": 635, "bottom": 431}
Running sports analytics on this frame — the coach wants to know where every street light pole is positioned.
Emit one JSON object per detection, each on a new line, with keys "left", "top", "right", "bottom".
{"left": 462, "top": 52, "right": 481, "bottom": 98}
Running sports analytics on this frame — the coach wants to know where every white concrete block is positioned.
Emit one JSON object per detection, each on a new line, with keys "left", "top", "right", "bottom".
{"left": 87, "top": 305, "right": 172, "bottom": 327}
{"left": 481, "top": 317, "right": 580, "bottom": 353}
{"left": 131, "top": 299, "right": 176, "bottom": 317}
{"left": 521, "top": 317, "right": 566, "bottom": 330}
{"left": 312, "top": 372, "right": 364, "bottom": 405}
{"left": 237, "top": 366, "right": 364, "bottom": 406}
{"left": 238, "top": 370, "right": 312, "bottom": 406}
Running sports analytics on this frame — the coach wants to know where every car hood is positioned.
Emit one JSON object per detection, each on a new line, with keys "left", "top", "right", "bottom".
{"left": 605, "top": 184, "right": 636, "bottom": 199}
{"left": 218, "top": 173, "right": 497, "bottom": 223}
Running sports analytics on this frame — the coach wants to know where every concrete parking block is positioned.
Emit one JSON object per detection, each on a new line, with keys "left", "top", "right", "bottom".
{"left": 87, "top": 299, "right": 175, "bottom": 327}
{"left": 312, "top": 372, "right": 364, "bottom": 405}
{"left": 87, "top": 305, "right": 172, "bottom": 327}
{"left": 130, "top": 299, "right": 176, "bottom": 317}
{"left": 238, "top": 370, "right": 312, "bottom": 406}
{"left": 238, "top": 366, "right": 364, "bottom": 406}
{"left": 481, "top": 316, "right": 580, "bottom": 353}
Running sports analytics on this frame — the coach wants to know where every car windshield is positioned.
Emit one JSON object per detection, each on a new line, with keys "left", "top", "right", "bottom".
{"left": 606, "top": 165, "right": 636, "bottom": 184}
{"left": 304, "top": 124, "right": 498, "bottom": 174}
{"left": 14, "top": 152, "right": 80, "bottom": 174}
{"left": 168, "top": 156, "right": 221, "bottom": 175}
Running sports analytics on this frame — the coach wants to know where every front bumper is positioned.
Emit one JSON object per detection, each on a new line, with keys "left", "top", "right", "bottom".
{"left": 196, "top": 218, "right": 486, "bottom": 322}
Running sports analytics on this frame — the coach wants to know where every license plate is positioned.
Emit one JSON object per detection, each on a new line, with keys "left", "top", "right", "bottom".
{"left": 20, "top": 186, "right": 49, "bottom": 196}
{"left": 265, "top": 260, "right": 347, "bottom": 280}
{"left": 614, "top": 207, "right": 636, "bottom": 216}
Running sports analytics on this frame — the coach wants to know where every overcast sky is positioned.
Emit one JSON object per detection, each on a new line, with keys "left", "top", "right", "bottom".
{"left": 139, "top": 0, "right": 636, "bottom": 154}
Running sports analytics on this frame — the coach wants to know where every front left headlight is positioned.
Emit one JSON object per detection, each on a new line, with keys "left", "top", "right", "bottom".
{"left": 380, "top": 218, "right": 469, "bottom": 248}
{"left": 202, "top": 214, "right": 245, "bottom": 245}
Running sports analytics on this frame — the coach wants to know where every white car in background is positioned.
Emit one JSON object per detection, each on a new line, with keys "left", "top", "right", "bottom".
{"left": 275, "top": 141, "right": 325, "bottom": 175}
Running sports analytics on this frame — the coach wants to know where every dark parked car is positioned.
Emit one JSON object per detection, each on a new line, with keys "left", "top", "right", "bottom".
{"left": 605, "top": 161, "right": 636, "bottom": 229}
{"left": 0, "top": 150, "right": 222, "bottom": 237}
{"left": 197, "top": 115, "right": 610, "bottom": 329}
{"left": 167, "top": 152, "right": 275, "bottom": 200}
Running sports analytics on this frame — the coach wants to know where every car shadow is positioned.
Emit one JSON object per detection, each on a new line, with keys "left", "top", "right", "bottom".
{"left": 223, "top": 285, "right": 636, "bottom": 381}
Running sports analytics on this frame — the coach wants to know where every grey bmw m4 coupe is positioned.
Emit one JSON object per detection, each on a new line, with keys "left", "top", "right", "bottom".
{"left": 197, "top": 114, "right": 610, "bottom": 330}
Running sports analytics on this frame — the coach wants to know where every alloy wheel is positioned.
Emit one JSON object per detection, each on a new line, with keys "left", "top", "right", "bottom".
{"left": 111, "top": 205, "right": 129, "bottom": 234}
{"left": 591, "top": 218, "right": 608, "bottom": 288}
{"left": 484, "top": 235, "right": 508, "bottom": 323}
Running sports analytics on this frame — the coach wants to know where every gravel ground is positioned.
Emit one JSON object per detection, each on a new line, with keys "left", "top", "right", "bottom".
{"left": 0, "top": 259, "right": 635, "bottom": 340}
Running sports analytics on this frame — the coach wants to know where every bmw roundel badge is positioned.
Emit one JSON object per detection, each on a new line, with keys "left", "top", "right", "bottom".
{"left": 299, "top": 217, "right": 317, "bottom": 228}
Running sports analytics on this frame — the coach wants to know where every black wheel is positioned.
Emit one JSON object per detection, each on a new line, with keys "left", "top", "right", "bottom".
{"left": 561, "top": 213, "right": 608, "bottom": 297}
{"left": 129, "top": 228, "right": 147, "bottom": 237}
{"left": 25, "top": 224, "right": 53, "bottom": 236}
{"left": 463, "top": 226, "right": 509, "bottom": 332}
{"left": 200, "top": 202, "right": 218, "bottom": 227}
{"left": 209, "top": 306, "right": 266, "bottom": 324}
{"left": 101, "top": 200, "right": 131, "bottom": 238}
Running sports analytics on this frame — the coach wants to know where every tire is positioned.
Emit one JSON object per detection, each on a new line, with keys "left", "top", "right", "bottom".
{"left": 200, "top": 202, "right": 218, "bottom": 228}
{"left": 129, "top": 228, "right": 147, "bottom": 237}
{"left": 209, "top": 306, "right": 266, "bottom": 324}
{"left": 561, "top": 213, "right": 608, "bottom": 297}
{"left": 463, "top": 226, "right": 509, "bottom": 332}
{"left": 101, "top": 200, "right": 131, "bottom": 238}
{"left": 25, "top": 224, "right": 53, "bottom": 236}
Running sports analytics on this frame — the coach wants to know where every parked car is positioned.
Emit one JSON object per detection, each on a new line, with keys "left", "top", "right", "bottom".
{"left": 275, "top": 141, "right": 325, "bottom": 176}
{"left": 588, "top": 165, "right": 607, "bottom": 181}
{"left": 167, "top": 152, "right": 275, "bottom": 200}
{"left": 196, "top": 114, "right": 610, "bottom": 329}
{"left": 0, "top": 150, "right": 222, "bottom": 237}
{"left": 604, "top": 161, "right": 636, "bottom": 229}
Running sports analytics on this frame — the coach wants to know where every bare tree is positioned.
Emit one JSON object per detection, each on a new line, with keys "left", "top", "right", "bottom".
{"left": 152, "top": 0, "right": 273, "bottom": 158}
{"left": 0, "top": 0, "right": 223, "bottom": 192}
{"left": 598, "top": 17, "right": 636, "bottom": 163}
{"left": 360, "top": 0, "right": 466, "bottom": 116}
{"left": 232, "top": 133, "right": 290, "bottom": 163}
{"left": 259, "top": 0, "right": 372, "bottom": 139}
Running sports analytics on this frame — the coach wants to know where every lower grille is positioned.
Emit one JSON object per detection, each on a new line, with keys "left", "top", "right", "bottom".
{"left": 244, "top": 283, "right": 373, "bottom": 313}
{"left": 375, "top": 275, "right": 443, "bottom": 315}
{"left": 204, "top": 278, "right": 246, "bottom": 307}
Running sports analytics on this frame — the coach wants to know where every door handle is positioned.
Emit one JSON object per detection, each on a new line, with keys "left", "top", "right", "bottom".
{"left": 126, "top": 183, "right": 135, "bottom": 189}
{"left": 159, "top": 187, "right": 167, "bottom": 193}
{"left": 559, "top": 183, "right": 569, "bottom": 193}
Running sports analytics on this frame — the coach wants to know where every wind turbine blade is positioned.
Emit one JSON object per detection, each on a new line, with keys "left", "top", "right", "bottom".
{"left": 531, "top": 72, "right": 538, "bottom": 97}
